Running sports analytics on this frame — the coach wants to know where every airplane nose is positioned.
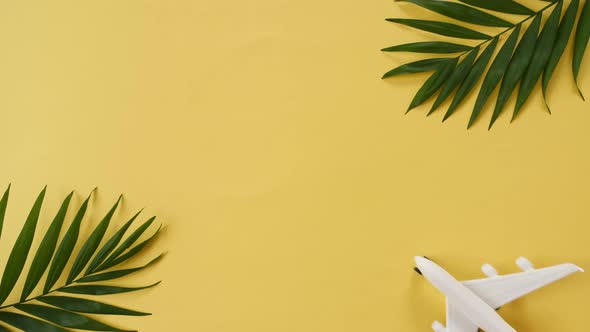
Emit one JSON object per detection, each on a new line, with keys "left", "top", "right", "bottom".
{"left": 415, "top": 256, "right": 433, "bottom": 270}
{"left": 414, "top": 256, "right": 428, "bottom": 276}
{"left": 415, "top": 256, "right": 427, "bottom": 266}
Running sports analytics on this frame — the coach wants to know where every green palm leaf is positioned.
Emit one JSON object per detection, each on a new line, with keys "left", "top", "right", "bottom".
{"left": 469, "top": 26, "right": 521, "bottom": 128}
{"left": 0, "top": 187, "right": 46, "bottom": 304}
{"left": 95, "top": 223, "right": 162, "bottom": 273}
{"left": 490, "top": 14, "right": 542, "bottom": 128}
{"left": 574, "top": 0, "right": 590, "bottom": 99}
{"left": 382, "top": 41, "right": 472, "bottom": 53}
{"left": 86, "top": 210, "right": 143, "bottom": 274}
{"left": 104, "top": 216, "right": 157, "bottom": 262}
{"left": 457, "top": 0, "right": 535, "bottom": 15}
{"left": 78, "top": 254, "right": 164, "bottom": 283}
{"left": 514, "top": 1, "right": 563, "bottom": 119}
{"left": 21, "top": 192, "right": 73, "bottom": 301}
{"left": 382, "top": 58, "right": 455, "bottom": 78}
{"left": 428, "top": 46, "right": 480, "bottom": 114}
{"left": 445, "top": 38, "right": 499, "bottom": 121}
{"left": 15, "top": 304, "right": 132, "bottom": 332}
{"left": 543, "top": 0, "right": 580, "bottom": 111}
{"left": 407, "top": 59, "right": 458, "bottom": 111}
{"left": 383, "top": 0, "right": 590, "bottom": 128}
{"left": 38, "top": 296, "right": 150, "bottom": 316}
{"left": 399, "top": 0, "right": 513, "bottom": 27}
{"left": 0, "top": 312, "right": 68, "bottom": 332}
{"left": 68, "top": 195, "right": 122, "bottom": 283}
{"left": 44, "top": 190, "right": 93, "bottom": 293}
{"left": 386, "top": 19, "right": 491, "bottom": 39}
{"left": 0, "top": 184, "right": 9, "bottom": 239}
{"left": 0, "top": 185, "right": 163, "bottom": 332}
{"left": 60, "top": 282, "right": 161, "bottom": 296}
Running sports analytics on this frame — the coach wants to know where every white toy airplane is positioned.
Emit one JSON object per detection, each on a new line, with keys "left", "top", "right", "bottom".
{"left": 414, "top": 256, "right": 583, "bottom": 332}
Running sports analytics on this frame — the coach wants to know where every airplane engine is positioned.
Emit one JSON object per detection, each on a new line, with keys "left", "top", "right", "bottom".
{"left": 431, "top": 320, "right": 446, "bottom": 332}
{"left": 516, "top": 257, "right": 534, "bottom": 271}
{"left": 481, "top": 263, "right": 498, "bottom": 277}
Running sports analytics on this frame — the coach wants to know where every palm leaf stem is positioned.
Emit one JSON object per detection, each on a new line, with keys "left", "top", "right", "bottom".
{"left": 0, "top": 260, "right": 155, "bottom": 310}
{"left": 0, "top": 271, "right": 114, "bottom": 311}
{"left": 459, "top": 1, "right": 560, "bottom": 58}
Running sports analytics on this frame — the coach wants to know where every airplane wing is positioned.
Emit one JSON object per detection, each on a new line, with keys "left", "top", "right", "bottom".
{"left": 461, "top": 262, "right": 583, "bottom": 309}
{"left": 446, "top": 298, "right": 479, "bottom": 332}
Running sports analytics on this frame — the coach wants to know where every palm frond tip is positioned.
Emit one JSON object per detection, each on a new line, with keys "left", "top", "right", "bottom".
{"left": 383, "top": 0, "right": 590, "bottom": 129}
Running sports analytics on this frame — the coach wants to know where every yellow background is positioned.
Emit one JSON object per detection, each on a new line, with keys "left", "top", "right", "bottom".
{"left": 0, "top": 0, "right": 589, "bottom": 331}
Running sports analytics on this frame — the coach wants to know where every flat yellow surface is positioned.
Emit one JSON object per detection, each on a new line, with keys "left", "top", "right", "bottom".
{"left": 0, "top": 0, "right": 589, "bottom": 331}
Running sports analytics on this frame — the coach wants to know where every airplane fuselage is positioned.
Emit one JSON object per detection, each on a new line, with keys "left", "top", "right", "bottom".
{"left": 415, "top": 256, "right": 516, "bottom": 332}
